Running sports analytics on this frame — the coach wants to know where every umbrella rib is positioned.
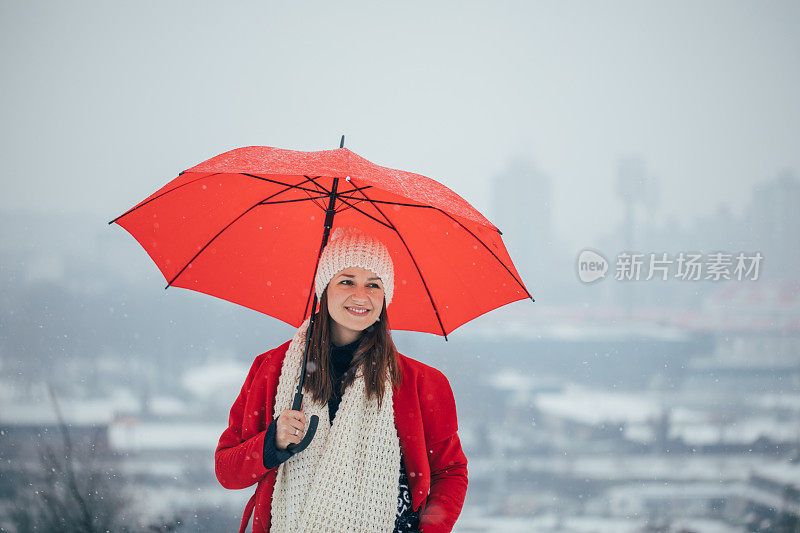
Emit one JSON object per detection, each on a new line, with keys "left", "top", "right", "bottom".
{"left": 333, "top": 196, "right": 394, "bottom": 230}
{"left": 166, "top": 178, "right": 320, "bottom": 289}
{"left": 337, "top": 195, "right": 504, "bottom": 235}
{"left": 302, "top": 175, "right": 333, "bottom": 211}
{"left": 108, "top": 172, "right": 221, "bottom": 225}
{"left": 433, "top": 209, "right": 534, "bottom": 301}
{"left": 338, "top": 195, "right": 528, "bottom": 297}
{"left": 240, "top": 173, "right": 324, "bottom": 195}
{"left": 333, "top": 200, "right": 361, "bottom": 214}
{"left": 335, "top": 195, "right": 433, "bottom": 210}
{"left": 348, "top": 180, "right": 449, "bottom": 339}
{"left": 338, "top": 183, "right": 373, "bottom": 195}
{"left": 258, "top": 196, "right": 327, "bottom": 205}
{"left": 333, "top": 184, "right": 375, "bottom": 213}
{"left": 302, "top": 175, "right": 332, "bottom": 195}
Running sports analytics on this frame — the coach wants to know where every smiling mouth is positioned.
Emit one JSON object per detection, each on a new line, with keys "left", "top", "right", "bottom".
{"left": 345, "top": 306, "right": 370, "bottom": 316}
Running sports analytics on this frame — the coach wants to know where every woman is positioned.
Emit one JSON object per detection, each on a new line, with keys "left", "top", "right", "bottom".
{"left": 215, "top": 227, "right": 468, "bottom": 533}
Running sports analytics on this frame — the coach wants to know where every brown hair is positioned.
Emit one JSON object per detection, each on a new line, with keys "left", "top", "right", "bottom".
{"left": 304, "top": 287, "right": 402, "bottom": 408}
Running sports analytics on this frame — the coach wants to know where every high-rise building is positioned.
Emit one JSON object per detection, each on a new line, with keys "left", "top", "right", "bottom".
{"left": 744, "top": 170, "right": 800, "bottom": 280}
{"left": 491, "top": 159, "right": 555, "bottom": 298}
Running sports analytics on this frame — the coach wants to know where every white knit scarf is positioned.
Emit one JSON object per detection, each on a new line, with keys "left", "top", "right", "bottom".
{"left": 270, "top": 319, "right": 401, "bottom": 533}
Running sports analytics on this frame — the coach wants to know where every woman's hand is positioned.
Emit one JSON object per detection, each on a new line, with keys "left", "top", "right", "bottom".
{"left": 275, "top": 409, "right": 307, "bottom": 450}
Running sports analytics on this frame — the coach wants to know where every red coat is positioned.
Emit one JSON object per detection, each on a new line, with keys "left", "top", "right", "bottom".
{"left": 215, "top": 340, "right": 469, "bottom": 533}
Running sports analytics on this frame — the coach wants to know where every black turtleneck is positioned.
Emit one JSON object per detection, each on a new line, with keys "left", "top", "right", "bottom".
{"left": 328, "top": 338, "right": 360, "bottom": 421}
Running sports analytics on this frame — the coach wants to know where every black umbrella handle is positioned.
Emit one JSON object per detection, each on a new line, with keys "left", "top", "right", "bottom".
{"left": 285, "top": 391, "right": 319, "bottom": 455}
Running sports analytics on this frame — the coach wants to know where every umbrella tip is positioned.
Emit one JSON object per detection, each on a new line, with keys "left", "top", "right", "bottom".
{"left": 339, "top": 135, "right": 345, "bottom": 148}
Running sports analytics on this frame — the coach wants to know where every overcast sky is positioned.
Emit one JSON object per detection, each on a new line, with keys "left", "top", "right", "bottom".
{"left": 1, "top": 1, "right": 798, "bottom": 252}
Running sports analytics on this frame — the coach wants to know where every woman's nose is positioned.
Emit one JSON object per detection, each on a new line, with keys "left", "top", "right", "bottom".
{"left": 353, "top": 285, "right": 368, "bottom": 300}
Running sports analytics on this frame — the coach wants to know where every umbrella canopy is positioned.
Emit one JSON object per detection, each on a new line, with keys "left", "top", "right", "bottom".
{"left": 111, "top": 145, "right": 532, "bottom": 338}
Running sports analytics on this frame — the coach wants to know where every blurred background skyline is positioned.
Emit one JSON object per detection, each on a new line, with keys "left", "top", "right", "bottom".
{"left": 2, "top": 1, "right": 799, "bottom": 253}
{"left": 2, "top": 2, "right": 799, "bottom": 532}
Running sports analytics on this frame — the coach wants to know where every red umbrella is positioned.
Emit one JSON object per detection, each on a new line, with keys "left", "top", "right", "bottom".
{"left": 111, "top": 139, "right": 533, "bottom": 452}
{"left": 110, "top": 142, "right": 533, "bottom": 338}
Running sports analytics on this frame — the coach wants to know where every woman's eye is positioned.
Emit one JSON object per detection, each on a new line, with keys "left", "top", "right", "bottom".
{"left": 339, "top": 279, "right": 353, "bottom": 285}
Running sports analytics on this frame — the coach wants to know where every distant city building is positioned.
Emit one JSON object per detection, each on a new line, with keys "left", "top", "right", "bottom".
{"left": 744, "top": 170, "right": 800, "bottom": 280}
{"left": 491, "top": 159, "right": 556, "bottom": 299}
{"left": 615, "top": 156, "right": 659, "bottom": 253}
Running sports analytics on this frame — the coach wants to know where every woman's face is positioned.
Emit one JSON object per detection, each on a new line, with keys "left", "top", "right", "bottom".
{"left": 326, "top": 266, "right": 385, "bottom": 346}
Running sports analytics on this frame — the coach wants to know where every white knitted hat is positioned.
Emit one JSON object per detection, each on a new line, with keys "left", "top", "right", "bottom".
{"left": 314, "top": 226, "right": 394, "bottom": 306}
